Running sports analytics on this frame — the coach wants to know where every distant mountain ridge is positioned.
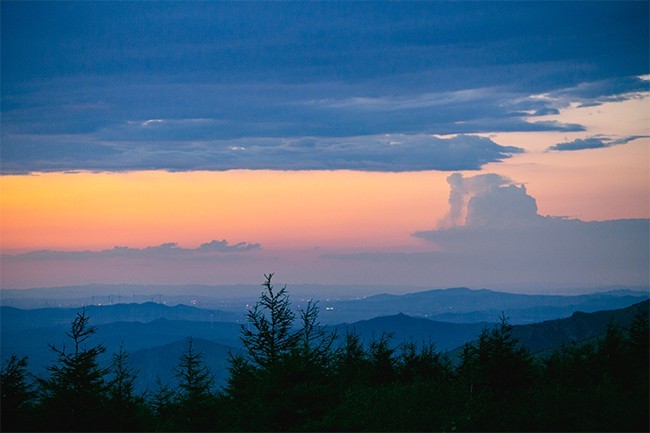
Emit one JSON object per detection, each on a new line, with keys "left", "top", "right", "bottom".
{"left": 129, "top": 338, "right": 237, "bottom": 392}
{"left": 0, "top": 302, "right": 243, "bottom": 331}
{"left": 2, "top": 283, "right": 647, "bottom": 313}
{"left": 318, "top": 287, "right": 649, "bottom": 324}
{"left": 330, "top": 313, "right": 488, "bottom": 351}
{"left": 512, "top": 299, "right": 650, "bottom": 355}
{"left": 2, "top": 300, "right": 647, "bottom": 394}
{"left": 0, "top": 283, "right": 427, "bottom": 308}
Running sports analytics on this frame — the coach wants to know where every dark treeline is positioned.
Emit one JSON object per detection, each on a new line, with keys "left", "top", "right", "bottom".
{"left": 2, "top": 274, "right": 648, "bottom": 432}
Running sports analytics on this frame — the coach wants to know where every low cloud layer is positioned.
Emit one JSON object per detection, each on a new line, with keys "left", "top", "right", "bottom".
{"left": 4, "top": 239, "right": 261, "bottom": 261}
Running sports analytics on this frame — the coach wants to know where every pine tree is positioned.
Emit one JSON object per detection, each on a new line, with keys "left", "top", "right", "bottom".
{"left": 369, "top": 332, "right": 397, "bottom": 384}
{"left": 240, "top": 273, "right": 299, "bottom": 369}
{"left": 148, "top": 376, "right": 177, "bottom": 431}
{"left": 398, "top": 340, "right": 451, "bottom": 383}
{"left": 226, "top": 274, "right": 338, "bottom": 431}
{"left": 1, "top": 355, "right": 36, "bottom": 432}
{"left": 295, "top": 300, "right": 337, "bottom": 366}
{"left": 173, "top": 337, "right": 215, "bottom": 431}
{"left": 106, "top": 343, "right": 148, "bottom": 431}
{"left": 624, "top": 308, "right": 650, "bottom": 431}
{"left": 334, "top": 331, "right": 369, "bottom": 386}
{"left": 36, "top": 309, "right": 109, "bottom": 431}
{"left": 456, "top": 314, "right": 535, "bottom": 431}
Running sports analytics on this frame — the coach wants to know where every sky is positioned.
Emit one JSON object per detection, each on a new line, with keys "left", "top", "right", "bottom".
{"left": 1, "top": 1, "right": 648, "bottom": 294}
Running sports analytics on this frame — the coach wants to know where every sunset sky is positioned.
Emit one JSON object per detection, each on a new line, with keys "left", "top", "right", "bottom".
{"left": 1, "top": 2, "right": 648, "bottom": 293}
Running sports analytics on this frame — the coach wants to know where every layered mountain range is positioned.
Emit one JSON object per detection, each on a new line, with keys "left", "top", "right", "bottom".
{"left": 1, "top": 286, "right": 647, "bottom": 393}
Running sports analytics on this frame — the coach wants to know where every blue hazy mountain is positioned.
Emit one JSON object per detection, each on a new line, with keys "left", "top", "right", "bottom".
{"left": 4, "top": 300, "right": 647, "bottom": 394}
{"left": 128, "top": 338, "right": 238, "bottom": 393}
{"left": 3, "top": 284, "right": 647, "bottom": 325}
{"left": 317, "top": 287, "right": 648, "bottom": 324}
{"left": 331, "top": 313, "right": 488, "bottom": 351}
{"left": 1, "top": 317, "right": 243, "bottom": 377}
{"left": 511, "top": 299, "right": 649, "bottom": 355}
{"left": 125, "top": 300, "right": 650, "bottom": 393}
{"left": 0, "top": 302, "right": 243, "bottom": 331}
{"left": 444, "top": 300, "right": 650, "bottom": 364}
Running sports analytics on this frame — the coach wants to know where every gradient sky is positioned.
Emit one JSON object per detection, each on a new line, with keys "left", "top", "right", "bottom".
{"left": 1, "top": 2, "right": 648, "bottom": 293}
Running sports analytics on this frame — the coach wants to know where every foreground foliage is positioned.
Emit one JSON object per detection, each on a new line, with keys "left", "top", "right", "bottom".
{"left": 1, "top": 275, "right": 648, "bottom": 432}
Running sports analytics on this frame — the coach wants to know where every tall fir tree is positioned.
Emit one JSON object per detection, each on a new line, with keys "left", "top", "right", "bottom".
{"left": 36, "top": 309, "right": 109, "bottom": 431}
{"left": 106, "top": 343, "right": 149, "bottom": 431}
{"left": 173, "top": 337, "right": 215, "bottom": 431}
{"left": 1, "top": 355, "right": 36, "bottom": 432}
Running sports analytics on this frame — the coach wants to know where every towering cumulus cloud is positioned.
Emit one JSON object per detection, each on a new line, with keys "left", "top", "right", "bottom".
{"left": 439, "top": 173, "right": 512, "bottom": 227}
{"left": 465, "top": 184, "right": 540, "bottom": 227}
{"left": 415, "top": 173, "right": 649, "bottom": 288}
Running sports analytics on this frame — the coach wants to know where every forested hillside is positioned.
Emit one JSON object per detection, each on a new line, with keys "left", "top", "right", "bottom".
{"left": 2, "top": 275, "right": 648, "bottom": 432}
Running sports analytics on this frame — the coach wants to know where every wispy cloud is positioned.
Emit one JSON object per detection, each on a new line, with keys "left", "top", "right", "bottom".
{"left": 547, "top": 135, "right": 650, "bottom": 152}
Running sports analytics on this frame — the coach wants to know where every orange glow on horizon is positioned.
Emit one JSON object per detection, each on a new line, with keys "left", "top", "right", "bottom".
{"left": 0, "top": 170, "right": 449, "bottom": 253}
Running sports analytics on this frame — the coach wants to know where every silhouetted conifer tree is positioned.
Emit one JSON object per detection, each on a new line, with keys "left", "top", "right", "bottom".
{"left": 148, "top": 376, "right": 177, "bottom": 431}
{"left": 334, "top": 331, "right": 370, "bottom": 386}
{"left": 173, "top": 337, "right": 215, "bottom": 431}
{"left": 240, "top": 273, "right": 298, "bottom": 369}
{"left": 624, "top": 308, "right": 650, "bottom": 432}
{"left": 36, "top": 309, "right": 109, "bottom": 431}
{"left": 106, "top": 343, "right": 149, "bottom": 431}
{"left": 226, "top": 274, "right": 338, "bottom": 431}
{"left": 398, "top": 340, "right": 451, "bottom": 383}
{"left": 1, "top": 355, "right": 36, "bottom": 432}
{"left": 368, "top": 332, "right": 397, "bottom": 384}
{"left": 456, "top": 314, "right": 535, "bottom": 431}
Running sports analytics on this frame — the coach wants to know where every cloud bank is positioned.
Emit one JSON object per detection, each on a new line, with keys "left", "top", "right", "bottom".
{"left": 2, "top": 2, "right": 648, "bottom": 173}
{"left": 0, "top": 133, "right": 523, "bottom": 173}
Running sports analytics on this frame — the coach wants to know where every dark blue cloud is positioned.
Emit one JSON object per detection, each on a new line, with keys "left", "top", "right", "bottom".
{"left": 547, "top": 135, "right": 650, "bottom": 152}
{"left": 0, "top": 133, "right": 523, "bottom": 173}
{"left": 1, "top": 2, "right": 647, "bottom": 172}
{"left": 3, "top": 2, "right": 646, "bottom": 85}
{"left": 548, "top": 138, "right": 609, "bottom": 152}
{"left": 554, "top": 76, "right": 649, "bottom": 107}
